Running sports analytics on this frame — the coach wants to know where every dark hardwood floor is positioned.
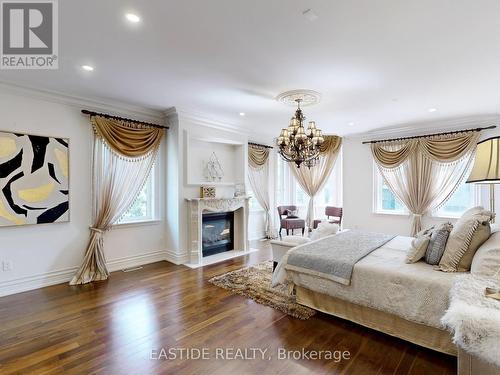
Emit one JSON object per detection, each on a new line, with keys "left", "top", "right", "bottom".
{"left": 0, "top": 240, "right": 457, "bottom": 375}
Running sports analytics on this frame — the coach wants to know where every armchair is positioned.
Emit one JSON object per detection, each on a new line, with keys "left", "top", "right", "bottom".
{"left": 277, "top": 205, "right": 306, "bottom": 238}
{"left": 313, "top": 206, "right": 343, "bottom": 229}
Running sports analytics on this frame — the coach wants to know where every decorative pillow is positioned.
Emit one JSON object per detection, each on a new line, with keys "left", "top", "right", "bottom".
{"left": 415, "top": 226, "right": 435, "bottom": 237}
{"left": 310, "top": 222, "right": 339, "bottom": 241}
{"left": 438, "top": 209, "right": 495, "bottom": 272}
{"left": 285, "top": 209, "right": 299, "bottom": 219}
{"left": 491, "top": 223, "right": 500, "bottom": 234}
{"left": 425, "top": 222, "right": 453, "bottom": 265}
{"left": 471, "top": 231, "right": 500, "bottom": 280}
{"left": 406, "top": 236, "right": 431, "bottom": 264}
{"left": 457, "top": 222, "right": 491, "bottom": 271}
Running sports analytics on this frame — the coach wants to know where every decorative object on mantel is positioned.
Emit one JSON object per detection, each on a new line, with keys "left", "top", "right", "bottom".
{"left": 200, "top": 186, "right": 216, "bottom": 198}
{"left": 234, "top": 183, "right": 245, "bottom": 198}
{"left": 209, "top": 261, "right": 316, "bottom": 320}
{"left": 70, "top": 113, "right": 164, "bottom": 285}
{"left": 203, "top": 152, "right": 224, "bottom": 181}
{"left": 276, "top": 90, "right": 325, "bottom": 168}
{"left": 0, "top": 130, "right": 69, "bottom": 227}
{"left": 441, "top": 274, "right": 500, "bottom": 371}
{"left": 466, "top": 136, "right": 500, "bottom": 223}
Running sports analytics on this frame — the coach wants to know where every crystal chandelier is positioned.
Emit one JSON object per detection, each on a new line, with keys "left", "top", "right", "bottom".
{"left": 277, "top": 98, "right": 324, "bottom": 168}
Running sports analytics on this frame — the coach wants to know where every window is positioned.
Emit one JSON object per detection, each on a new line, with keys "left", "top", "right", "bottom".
{"left": 434, "top": 183, "right": 477, "bottom": 218}
{"left": 118, "top": 169, "right": 155, "bottom": 224}
{"left": 374, "top": 166, "right": 478, "bottom": 217}
{"left": 275, "top": 153, "right": 343, "bottom": 218}
{"left": 374, "top": 168, "right": 407, "bottom": 214}
{"left": 247, "top": 185, "right": 263, "bottom": 211}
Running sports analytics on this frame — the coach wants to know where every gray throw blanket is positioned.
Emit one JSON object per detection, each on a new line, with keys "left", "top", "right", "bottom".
{"left": 285, "top": 230, "right": 396, "bottom": 285}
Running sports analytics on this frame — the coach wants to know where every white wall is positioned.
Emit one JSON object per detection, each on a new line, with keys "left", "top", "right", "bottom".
{"left": 343, "top": 118, "right": 500, "bottom": 236}
{"left": 164, "top": 111, "right": 271, "bottom": 263}
{"left": 0, "top": 88, "right": 167, "bottom": 296}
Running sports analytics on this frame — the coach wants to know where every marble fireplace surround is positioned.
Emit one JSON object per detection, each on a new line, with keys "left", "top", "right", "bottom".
{"left": 185, "top": 196, "right": 253, "bottom": 267}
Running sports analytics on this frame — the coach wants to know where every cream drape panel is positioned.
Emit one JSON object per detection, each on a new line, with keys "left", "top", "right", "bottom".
{"left": 371, "top": 132, "right": 480, "bottom": 235}
{"left": 289, "top": 136, "right": 342, "bottom": 228}
{"left": 248, "top": 145, "right": 275, "bottom": 238}
{"left": 70, "top": 116, "right": 164, "bottom": 285}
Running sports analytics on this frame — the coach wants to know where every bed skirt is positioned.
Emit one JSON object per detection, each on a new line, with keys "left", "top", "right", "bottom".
{"left": 295, "top": 286, "right": 457, "bottom": 356}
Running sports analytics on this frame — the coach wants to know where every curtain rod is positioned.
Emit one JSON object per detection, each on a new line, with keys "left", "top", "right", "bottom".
{"left": 362, "top": 125, "right": 496, "bottom": 144}
{"left": 248, "top": 141, "right": 273, "bottom": 149}
{"left": 81, "top": 109, "right": 169, "bottom": 130}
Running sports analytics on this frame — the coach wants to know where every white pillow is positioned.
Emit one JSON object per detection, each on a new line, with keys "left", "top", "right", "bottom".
{"left": 406, "top": 235, "right": 431, "bottom": 264}
{"left": 491, "top": 223, "right": 500, "bottom": 234}
{"left": 471, "top": 230, "right": 500, "bottom": 280}
{"left": 310, "top": 222, "right": 339, "bottom": 241}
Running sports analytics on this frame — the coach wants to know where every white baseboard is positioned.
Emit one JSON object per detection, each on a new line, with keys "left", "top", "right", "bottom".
{"left": 165, "top": 249, "right": 189, "bottom": 265}
{"left": 107, "top": 250, "right": 166, "bottom": 272}
{"left": 0, "top": 267, "right": 78, "bottom": 298}
{"left": 0, "top": 250, "right": 168, "bottom": 298}
{"left": 249, "top": 232, "right": 266, "bottom": 241}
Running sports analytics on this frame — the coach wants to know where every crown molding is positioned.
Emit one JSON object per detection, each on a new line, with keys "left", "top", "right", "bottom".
{"left": 349, "top": 114, "right": 500, "bottom": 141}
{"left": 165, "top": 106, "right": 251, "bottom": 135}
{"left": 0, "top": 80, "right": 165, "bottom": 124}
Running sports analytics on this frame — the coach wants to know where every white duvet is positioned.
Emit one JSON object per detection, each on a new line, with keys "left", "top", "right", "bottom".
{"left": 274, "top": 236, "right": 461, "bottom": 329}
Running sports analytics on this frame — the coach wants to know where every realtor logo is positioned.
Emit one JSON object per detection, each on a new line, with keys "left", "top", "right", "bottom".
{"left": 1, "top": 0, "right": 58, "bottom": 69}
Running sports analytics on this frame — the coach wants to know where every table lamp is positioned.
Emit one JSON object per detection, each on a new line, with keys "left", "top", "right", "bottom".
{"left": 466, "top": 136, "right": 500, "bottom": 220}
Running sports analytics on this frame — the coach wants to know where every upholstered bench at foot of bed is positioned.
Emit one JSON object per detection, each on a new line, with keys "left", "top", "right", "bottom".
{"left": 270, "top": 236, "right": 311, "bottom": 271}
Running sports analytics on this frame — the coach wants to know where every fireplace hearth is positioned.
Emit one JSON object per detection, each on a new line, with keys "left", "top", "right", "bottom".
{"left": 202, "top": 211, "right": 234, "bottom": 257}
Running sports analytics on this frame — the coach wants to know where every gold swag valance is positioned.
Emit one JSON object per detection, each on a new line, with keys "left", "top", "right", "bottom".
{"left": 91, "top": 116, "right": 164, "bottom": 158}
{"left": 371, "top": 132, "right": 480, "bottom": 169}
{"left": 248, "top": 145, "right": 270, "bottom": 169}
{"left": 320, "top": 135, "right": 342, "bottom": 155}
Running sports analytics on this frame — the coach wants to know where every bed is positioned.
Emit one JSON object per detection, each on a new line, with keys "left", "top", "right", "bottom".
{"left": 276, "top": 234, "right": 459, "bottom": 355}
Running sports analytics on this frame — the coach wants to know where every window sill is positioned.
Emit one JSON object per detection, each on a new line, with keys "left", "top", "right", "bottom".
{"left": 372, "top": 210, "right": 409, "bottom": 217}
{"left": 430, "top": 214, "right": 461, "bottom": 220}
{"left": 112, "top": 219, "right": 161, "bottom": 229}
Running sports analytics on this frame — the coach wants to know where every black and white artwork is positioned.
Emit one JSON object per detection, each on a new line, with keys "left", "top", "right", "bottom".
{"left": 0, "top": 131, "right": 69, "bottom": 227}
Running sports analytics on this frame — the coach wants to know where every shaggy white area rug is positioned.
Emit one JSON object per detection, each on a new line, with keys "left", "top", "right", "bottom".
{"left": 441, "top": 274, "right": 500, "bottom": 366}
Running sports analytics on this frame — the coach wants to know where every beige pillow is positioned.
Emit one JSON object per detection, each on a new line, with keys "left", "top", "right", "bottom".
{"left": 406, "top": 235, "right": 431, "bottom": 263}
{"left": 457, "top": 222, "right": 491, "bottom": 271}
{"left": 471, "top": 231, "right": 500, "bottom": 279}
{"left": 438, "top": 210, "right": 494, "bottom": 272}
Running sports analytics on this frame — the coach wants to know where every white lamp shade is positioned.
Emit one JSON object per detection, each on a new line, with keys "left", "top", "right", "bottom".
{"left": 467, "top": 137, "right": 500, "bottom": 184}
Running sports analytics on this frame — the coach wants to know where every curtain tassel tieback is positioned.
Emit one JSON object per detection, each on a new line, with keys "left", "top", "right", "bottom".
{"left": 89, "top": 227, "right": 104, "bottom": 234}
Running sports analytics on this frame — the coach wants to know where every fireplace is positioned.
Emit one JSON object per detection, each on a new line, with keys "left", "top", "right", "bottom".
{"left": 202, "top": 211, "right": 234, "bottom": 257}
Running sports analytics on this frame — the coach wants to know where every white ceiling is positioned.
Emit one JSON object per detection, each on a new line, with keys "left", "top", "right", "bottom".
{"left": 1, "top": 0, "right": 500, "bottom": 137}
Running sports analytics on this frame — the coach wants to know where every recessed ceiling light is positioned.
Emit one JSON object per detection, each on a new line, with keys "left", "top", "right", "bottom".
{"left": 348, "top": 122, "right": 355, "bottom": 126}
{"left": 81, "top": 65, "right": 94, "bottom": 72}
{"left": 125, "top": 13, "right": 140, "bottom": 23}
{"left": 239, "top": 112, "right": 246, "bottom": 117}
{"left": 302, "top": 9, "right": 319, "bottom": 21}
{"left": 428, "top": 108, "right": 438, "bottom": 113}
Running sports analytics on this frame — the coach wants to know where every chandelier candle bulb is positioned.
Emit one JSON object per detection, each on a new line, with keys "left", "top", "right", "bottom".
{"left": 276, "top": 97, "right": 324, "bottom": 168}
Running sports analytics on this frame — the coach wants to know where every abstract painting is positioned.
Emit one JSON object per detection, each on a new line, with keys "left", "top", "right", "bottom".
{"left": 0, "top": 131, "right": 69, "bottom": 227}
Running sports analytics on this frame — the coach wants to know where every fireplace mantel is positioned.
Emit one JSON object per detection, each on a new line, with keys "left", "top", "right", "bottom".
{"left": 186, "top": 196, "right": 251, "bottom": 266}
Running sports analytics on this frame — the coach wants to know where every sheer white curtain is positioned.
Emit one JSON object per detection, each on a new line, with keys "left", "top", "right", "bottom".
{"left": 289, "top": 136, "right": 342, "bottom": 228}
{"left": 70, "top": 116, "right": 163, "bottom": 285}
{"left": 372, "top": 132, "right": 479, "bottom": 235}
{"left": 248, "top": 145, "right": 275, "bottom": 238}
